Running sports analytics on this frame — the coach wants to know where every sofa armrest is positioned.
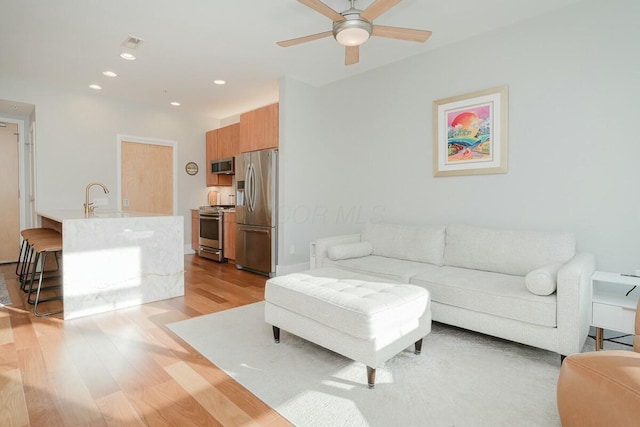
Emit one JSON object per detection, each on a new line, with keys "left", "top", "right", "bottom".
{"left": 556, "top": 252, "right": 596, "bottom": 355}
{"left": 312, "top": 234, "right": 362, "bottom": 268}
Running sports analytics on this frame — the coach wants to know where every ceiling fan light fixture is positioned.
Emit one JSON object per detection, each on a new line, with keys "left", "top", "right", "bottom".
{"left": 333, "top": 19, "right": 372, "bottom": 47}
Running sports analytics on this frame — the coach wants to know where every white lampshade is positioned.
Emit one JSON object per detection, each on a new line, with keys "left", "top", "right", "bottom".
{"left": 336, "top": 27, "right": 371, "bottom": 46}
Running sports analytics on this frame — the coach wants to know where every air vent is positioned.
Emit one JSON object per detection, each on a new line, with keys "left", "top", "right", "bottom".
{"left": 121, "top": 36, "right": 144, "bottom": 49}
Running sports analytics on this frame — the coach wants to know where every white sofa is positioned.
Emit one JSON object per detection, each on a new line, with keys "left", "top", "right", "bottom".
{"left": 312, "top": 223, "right": 596, "bottom": 356}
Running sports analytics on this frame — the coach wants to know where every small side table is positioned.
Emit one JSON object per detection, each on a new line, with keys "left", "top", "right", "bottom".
{"left": 591, "top": 271, "right": 640, "bottom": 350}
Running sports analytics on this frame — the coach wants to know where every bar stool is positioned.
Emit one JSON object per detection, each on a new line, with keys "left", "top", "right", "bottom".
{"left": 27, "top": 235, "right": 63, "bottom": 317}
{"left": 17, "top": 228, "right": 60, "bottom": 285}
{"left": 25, "top": 235, "right": 63, "bottom": 304}
{"left": 17, "top": 228, "right": 61, "bottom": 290}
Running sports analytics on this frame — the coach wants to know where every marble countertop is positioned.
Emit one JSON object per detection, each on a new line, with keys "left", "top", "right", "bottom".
{"left": 37, "top": 209, "right": 172, "bottom": 222}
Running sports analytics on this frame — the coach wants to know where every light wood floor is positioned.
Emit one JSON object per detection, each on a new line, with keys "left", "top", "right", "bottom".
{"left": 0, "top": 255, "right": 292, "bottom": 427}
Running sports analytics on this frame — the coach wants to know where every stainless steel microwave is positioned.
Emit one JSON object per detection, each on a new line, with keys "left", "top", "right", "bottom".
{"left": 211, "top": 157, "right": 235, "bottom": 174}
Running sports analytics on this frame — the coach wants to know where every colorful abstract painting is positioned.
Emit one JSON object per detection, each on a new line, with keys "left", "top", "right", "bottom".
{"left": 447, "top": 104, "right": 492, "bottom": 163}
{"left": 433, "top": 86, "right": 508, "bottom": 177}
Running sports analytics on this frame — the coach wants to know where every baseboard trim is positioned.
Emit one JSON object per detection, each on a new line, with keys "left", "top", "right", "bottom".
{"left": 275, "top": 262, "right": 310, "bottom": 276}
{"left": 184, "top": 245, "right": 196, "bottom": 255}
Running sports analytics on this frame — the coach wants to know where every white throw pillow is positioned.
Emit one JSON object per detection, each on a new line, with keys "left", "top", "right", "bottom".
{"left": 327, "top": 241, "right": 373, "bottom": 261}
{"left": 525, "top": 263, "right": 563, "bottom": 296}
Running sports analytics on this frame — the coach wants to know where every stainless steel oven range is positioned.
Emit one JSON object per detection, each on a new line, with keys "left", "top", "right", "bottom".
{"left": 198, "top": 206, "right": 225, "bottom": 262}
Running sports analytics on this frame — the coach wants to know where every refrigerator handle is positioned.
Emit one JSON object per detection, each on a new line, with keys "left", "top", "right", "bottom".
{"left": 239, "top": 227, "right": 269, "bottom": 234}
{"left": 245, "top": 162, "right": 252, "bottom": 211}
{"left": 250, "top": 163, "right": 257, "bottom": 212}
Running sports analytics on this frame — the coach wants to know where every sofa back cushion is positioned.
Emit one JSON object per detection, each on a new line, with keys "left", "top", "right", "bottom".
{"left": 444, "top": 224, "right": 576, "bottom": 276}
{"left": 362, "top": 222, "right": 446, "bottom": 265}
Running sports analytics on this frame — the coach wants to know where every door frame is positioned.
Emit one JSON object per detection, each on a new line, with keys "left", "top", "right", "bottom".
{"left": 28, "top": 120, "right": 37, "bottom": 227}
{"left": 1, "top": 116, "right": 27, "bottom": 234}
{"left": 116, "top": 134, "right": 178, "bottom": 214}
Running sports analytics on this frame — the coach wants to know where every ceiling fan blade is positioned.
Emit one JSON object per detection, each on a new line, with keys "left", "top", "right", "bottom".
{"left": 345, "top": 45, "right": 359, "bottom": 65}
{"left": 372, "top": 25, "right": 432, "bottom": 42}
{"left": 360, "top": 0, "right": 401, "bottom": 21}
{"left": 297, "top": 0, "right": 345, "bottom": 22}
{"left": 277, "top": 31, "right": 333, "bottom": 47}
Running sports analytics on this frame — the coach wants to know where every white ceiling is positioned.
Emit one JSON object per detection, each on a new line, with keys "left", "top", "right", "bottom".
{"left": 0, "top": 0, "right": 581, "bottom": 119}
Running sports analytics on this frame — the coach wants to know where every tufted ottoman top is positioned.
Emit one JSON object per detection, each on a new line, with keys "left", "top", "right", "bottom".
{"left": 265, "top": 273, "right": 430, "bottom": 340}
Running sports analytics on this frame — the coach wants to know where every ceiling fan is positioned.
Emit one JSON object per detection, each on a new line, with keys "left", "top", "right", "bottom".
{"left": 277, "top": 0, "right": 432, "bottom": 66}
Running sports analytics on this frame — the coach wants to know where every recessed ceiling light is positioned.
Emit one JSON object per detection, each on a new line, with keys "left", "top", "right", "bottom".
{"left": 103, "top": 71, "right": 117, "bottom": 77}
{"left": 89, "top": 84, "right": 102, "bottom": 90}
{"left": 213, "top": 80, "right": 226, "bottom": 85}
{"left": 120, "top": 52, "right": 136, "bottom": 61}
{"left": 170, "top": 102, "right": 181, "bottom": 106}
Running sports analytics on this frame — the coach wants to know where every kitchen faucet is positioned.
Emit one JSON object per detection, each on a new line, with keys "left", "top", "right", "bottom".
{"left": 84, "top": 182, "right": 110, "bottom": 216}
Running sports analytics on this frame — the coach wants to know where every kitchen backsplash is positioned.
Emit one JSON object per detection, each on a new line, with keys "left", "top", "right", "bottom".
{"left": 207, "top": 185, "right": 236, "bottom": 205}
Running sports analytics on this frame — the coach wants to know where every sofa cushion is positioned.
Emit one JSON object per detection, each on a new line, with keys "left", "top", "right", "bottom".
{"left": 327, "top": 241, "right": 373, "bottom": 261}
{"left": 525, "top": 263, "right": 563, "bottom": 296}
{"left": 305, "top": 267, "right": 399, "bottom": 283}
{"left": 410, "top": 266, "right": 557, "bottom": 327}
{"left": 444, "top": 224, "right": 575, "bottom": 276}
{"left": 324, "top": 255, "right": 438, "bottom": 283}
{"left": 363, "top": 222, "right": 446, "bottom": 265}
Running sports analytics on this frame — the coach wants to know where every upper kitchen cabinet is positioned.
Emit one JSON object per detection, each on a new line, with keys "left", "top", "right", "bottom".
{"left": 217, "top": 123, "right": 240, "bottom": 159}
{"left": 239, "top": 103, "right": 279, "bottom": 153}
{"left": 205, "top": 129, "right": 232, "bottom": 187}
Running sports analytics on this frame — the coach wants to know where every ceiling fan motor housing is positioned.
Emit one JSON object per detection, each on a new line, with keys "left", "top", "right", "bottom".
{"left": 332, "top": 10, "right": 373, "bottom": 46}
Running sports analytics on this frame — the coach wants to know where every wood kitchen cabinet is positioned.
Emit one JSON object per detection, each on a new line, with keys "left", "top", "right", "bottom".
{"left": 205, "top": 130, "right": 232, "bottom": 187}
{"left": 217, "top": 123, "right": 240, "bottom": 159}
{"left": 239, "top": 103, "right": 279, "bottom": 153}
{"left": 191, "top": 209, "right": 200, "bottom": 251}
{"left": 223, "top": 211, "right": 236, "bottom": 261}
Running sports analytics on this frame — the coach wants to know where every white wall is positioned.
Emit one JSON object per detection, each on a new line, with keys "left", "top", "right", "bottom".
{"left": 0, "top": 77, "right": 218, "bottom": 245}
{"left": 279, "top": 0, "right": 640, "bottom": 272}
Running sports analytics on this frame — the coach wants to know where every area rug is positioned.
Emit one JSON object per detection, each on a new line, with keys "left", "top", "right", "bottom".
{"left": 0, "top": 274, "right": 11, "bottom": 306}
{"left": 168, "top": 302, "right": 624, "bottom": 427}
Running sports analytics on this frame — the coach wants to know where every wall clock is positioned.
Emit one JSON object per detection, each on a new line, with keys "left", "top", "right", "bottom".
{"left": 185, "top": 161, "right": 199, "bottom": 176}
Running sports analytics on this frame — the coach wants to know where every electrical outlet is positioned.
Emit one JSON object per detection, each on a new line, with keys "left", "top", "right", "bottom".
{"left": 289, "top": 245, "right": 295, "bottom": 255}
{"left": 122, "top": 198, "right": 129, "bottom": 207}
{"left": 92, "top": 197, "right": 108, "bottom": 206}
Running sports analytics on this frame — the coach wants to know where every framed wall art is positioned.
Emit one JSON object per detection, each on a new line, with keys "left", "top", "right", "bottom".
{"left": 432, "top": 85, "right": 508, "bottom": 177}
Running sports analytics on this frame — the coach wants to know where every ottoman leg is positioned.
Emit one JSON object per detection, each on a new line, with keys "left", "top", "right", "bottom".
{"left": 272, "top": 326, "right": 280, "bottom": 344}
{"left": 367, "top": 366, "right": 376, "bottom": 389}
{"left": 415, "top": 338, "right": 423, "bottom": 355}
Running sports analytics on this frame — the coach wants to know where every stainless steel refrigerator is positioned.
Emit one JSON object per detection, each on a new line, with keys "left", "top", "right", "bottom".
{"left": 235, "top": 149, "right": 278, "bottom": 276}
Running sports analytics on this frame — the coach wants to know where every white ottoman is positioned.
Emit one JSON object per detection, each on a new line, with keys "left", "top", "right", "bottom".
{"left": 264, "top": 272, "right": 432, "bottom": 388}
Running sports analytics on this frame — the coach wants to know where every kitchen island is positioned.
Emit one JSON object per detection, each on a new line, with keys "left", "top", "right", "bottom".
{"left": 38, "top": 210, "right": 184, "bottom": 320}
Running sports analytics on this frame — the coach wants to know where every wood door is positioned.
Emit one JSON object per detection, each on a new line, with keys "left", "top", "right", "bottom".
{"left": 0, "top": 122, "right": 19, "bottom": 262}
{"left": 121, "top": 140, "right": 173, "bottom": 214}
